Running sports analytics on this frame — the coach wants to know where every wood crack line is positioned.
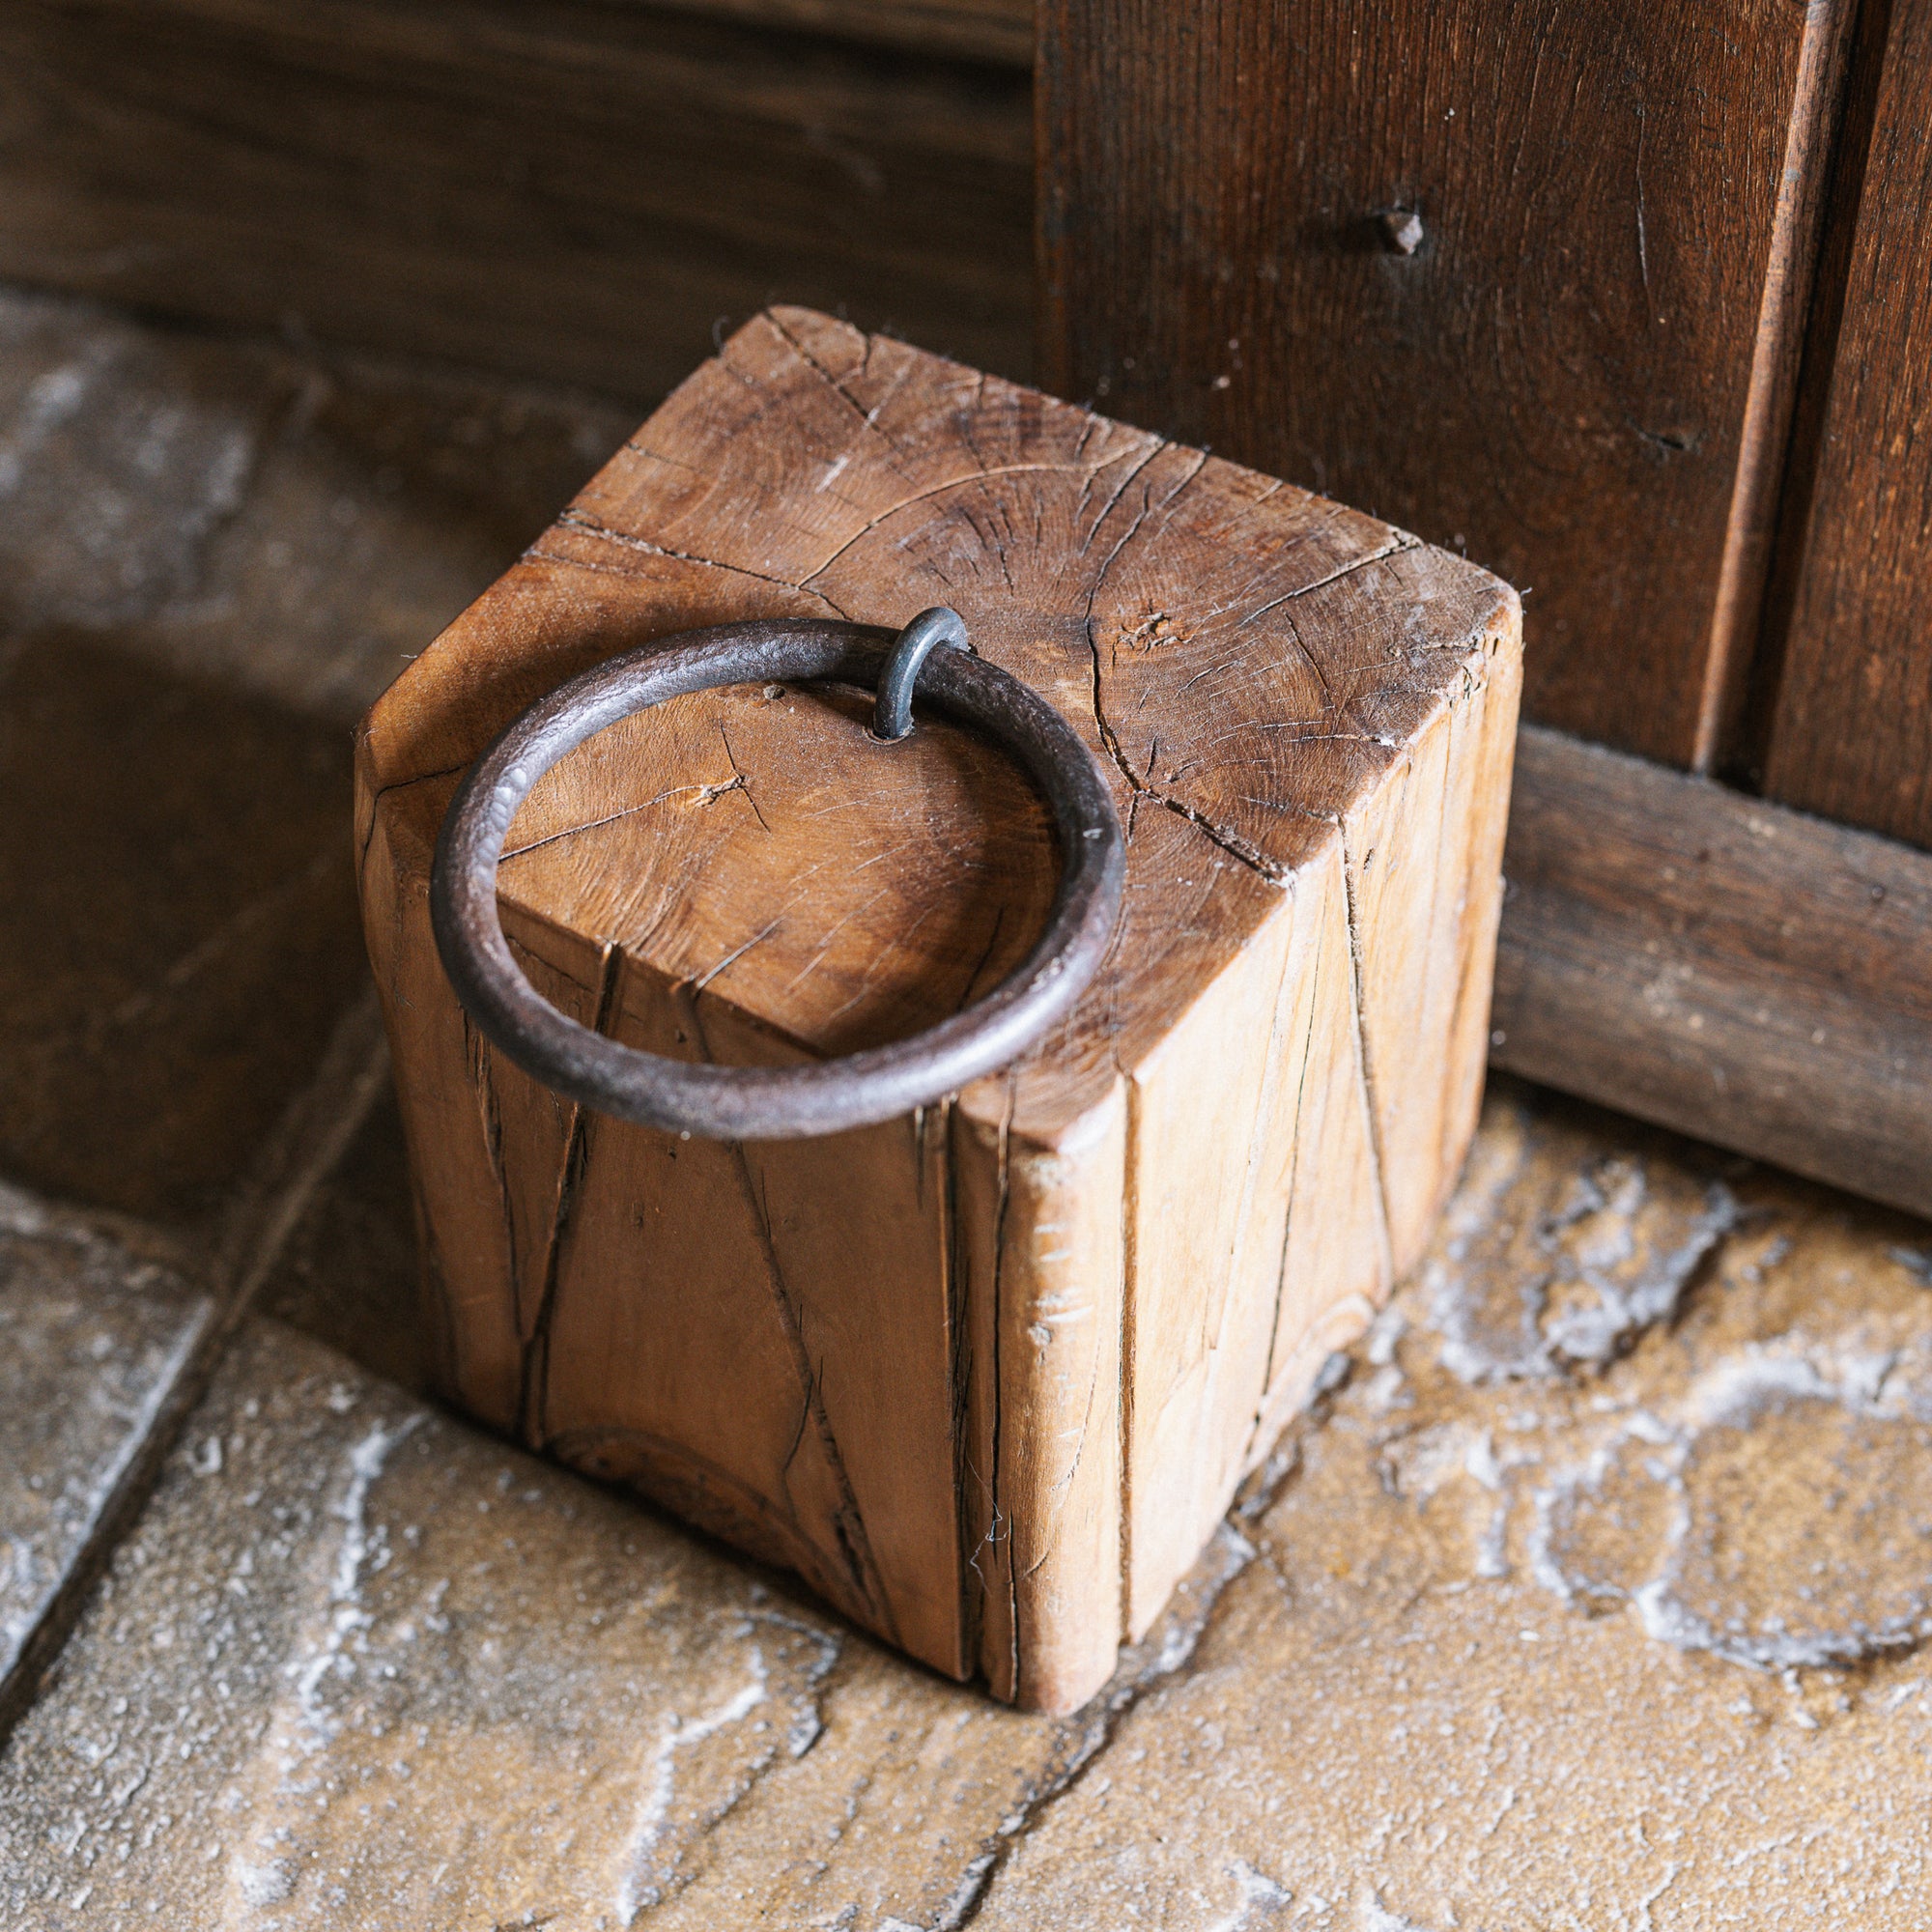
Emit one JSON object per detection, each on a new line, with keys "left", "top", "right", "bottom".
{"left": 500, "top": 772, "right": 747, "bottom": 865}
{"left": 357, "top": 761, "right": 466, "bottom": 879}
{"left": 516, "top": 940, "right": 621, "bottom": 1450}
{"left": 686, "top": 996, "right": 897, "bottom": 1644}
{"left": 1081, "top": 520, "right": 1440, "bottom": 888}
{"left": 1338, "top": 818, "right": 1398, "bottom": 1293}
{"left": 540, "top": 513, "right": 847, "bottom": 614}
{"left": 1087, "top": 630, "right": 1289, "bottom": 887}
{"left": 974, "top": 1074, "right": 1020, "bottom": 1697}
{"left": 1230, "top": 530, "right": 1423, "bottom": 633}
{"left": 798, "top": 464, "right": 1096, "bottom": 587}
{"left": 1222, "top": 892, "right": 1310, "bottom": 1476}
{"left": 762, "top": 306, "right": 916, "bottom": 463}
{"left": 1251, "top": 930, "right": 1325, "bottom": 1465}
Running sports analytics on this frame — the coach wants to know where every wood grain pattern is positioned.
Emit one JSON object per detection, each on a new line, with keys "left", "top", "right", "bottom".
{"left": 357, "top": 308, "right": 1521, "bottom": 1709}
{"left": 1037, "top": 0, "right": 1826, "bottom": 768}
{"left": 1492, "top": 724, "right": 1932, "bottom": 1220}
{"left": 0, "top": 0, "right": 1032, "bottom": 399}
{"left": 649, "top": 0, "right": 1033, "bottom": 64}
{"left": 1760, "top": 0, "right": 1932, "bottom": 849}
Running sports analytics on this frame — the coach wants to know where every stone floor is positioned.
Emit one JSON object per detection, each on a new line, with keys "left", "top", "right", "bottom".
{"left": 3, "top": 282, "right": 1931, "bottom": 1930}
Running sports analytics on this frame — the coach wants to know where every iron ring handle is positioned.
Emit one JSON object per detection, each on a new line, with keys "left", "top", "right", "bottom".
{"left": 429, "top": 610, "right": 1126, "bottom": 1141}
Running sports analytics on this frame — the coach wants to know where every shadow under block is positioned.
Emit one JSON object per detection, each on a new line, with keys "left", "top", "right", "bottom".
{"left": 355, "top": 307, "right": 1521, "bottom": 1712}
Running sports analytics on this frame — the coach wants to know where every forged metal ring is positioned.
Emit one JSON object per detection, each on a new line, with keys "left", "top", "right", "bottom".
{"left": 429, "top": 611, "right": 1125, "bottom": 1141}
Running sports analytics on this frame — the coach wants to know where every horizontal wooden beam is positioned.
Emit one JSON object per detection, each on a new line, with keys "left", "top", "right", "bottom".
{"left": 1492, "top": 724, "right": 1932, "bottom": 1221}
{"left": 647, "top": 0, "right": 1032, "bottom": 65}
{"left": 0, "top": 0, "right": 1033, "bottom": 399}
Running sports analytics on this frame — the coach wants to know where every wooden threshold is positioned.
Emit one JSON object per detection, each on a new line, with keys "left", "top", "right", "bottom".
{"left": 1492, "top": 725, "right": 1932, "bottom": 1221}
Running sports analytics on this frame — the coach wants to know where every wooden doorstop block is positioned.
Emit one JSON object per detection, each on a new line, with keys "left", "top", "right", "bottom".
{"left": 355, "top": 307, "right": 1521, "bottom": 1712}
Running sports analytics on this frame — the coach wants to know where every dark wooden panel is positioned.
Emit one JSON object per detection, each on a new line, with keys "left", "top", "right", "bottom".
{"left": 0, "top": 0, "right": 1032, "bottom": 400}
{"left": 1492, "top": 724, "right": 1932, "bottom": 1220}
{"left": 1761, "top": 0, "right": 1932, "bottom": 850}
{"left": 1037, "top": 0, "right": 1828, "bottom": 767}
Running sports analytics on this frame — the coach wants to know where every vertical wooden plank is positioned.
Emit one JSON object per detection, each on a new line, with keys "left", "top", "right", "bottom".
{"left": 1694, "top": 0, "right": 1857, "bottom": 770}
{"left": 1761, "top": 0, "right": 1932, "bottom": 850}
{"left": 1037, "top": 0, "right": 1821, "bottom": 767}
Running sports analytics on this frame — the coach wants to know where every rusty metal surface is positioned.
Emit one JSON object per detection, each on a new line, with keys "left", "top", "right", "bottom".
{"left": 430, "top": 613, "right": 1125, "bottom": 1139}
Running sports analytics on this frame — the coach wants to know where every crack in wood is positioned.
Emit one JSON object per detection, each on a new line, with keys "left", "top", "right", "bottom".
{"left": 798, "top": 463, "right": 1101, "bottom": 589}
{"left": 542, "top": 512, "right": 849, "bottom": 615}
{"left": 357, "top": 761, "right": 465, "bottom": 879}
{"left": 1087, "top": 626, "right": 1290, "bottom": 888}
{"left": 684, "top": 994, "right": 897, "bottom": 1642}
{"left": 760, "top": 308, "right": 919, "bottom": 473}
{"left": 1338, "top": 818, "right": 1398, "bottom": 1297}
{"left": 1250, "top": 924, "right": 1327, "bottom": 1464}
{"left": 515, "top": 940, "right": 620, "bottom": 1451}
{"left": 1218, "top": 890, "right": 1309, "bottom": 1471}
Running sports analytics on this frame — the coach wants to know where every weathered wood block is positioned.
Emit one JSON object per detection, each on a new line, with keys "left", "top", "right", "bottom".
{"left": 355, "top": 308, "right": 1521, "bottom": 1712}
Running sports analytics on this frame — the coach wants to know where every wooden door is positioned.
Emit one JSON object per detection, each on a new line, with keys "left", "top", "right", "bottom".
{"left": 1038, "top": 0, "right": 1932, "bottom": 1215}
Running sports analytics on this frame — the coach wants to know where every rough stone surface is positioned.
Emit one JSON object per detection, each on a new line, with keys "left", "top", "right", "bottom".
{"left": 0, "top": 632, "right": 368, "bottom": 1223}
{"left": 0, "top": 289, "right": 270, "bottom": 636}
{"left": 9, "top": 1079, "right": 1932, "bottom": 1929}
{"left": 0, "top": 281, "right": 622, "bottom": 1732}
{"left": 980, "top": 1080, "right": 1932, "bottom": 1931}
{"left": 0, "top": 1319, "right": 1234, "bottom": 1931}
{"left": 0, "top": 1187, "right": 208, "bottom": 1685}
{"left": 0, "top": 282, "right": 633, "bottom": 721}
{"left": 131, "top": 348, "right": 633, "bottom": 723}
